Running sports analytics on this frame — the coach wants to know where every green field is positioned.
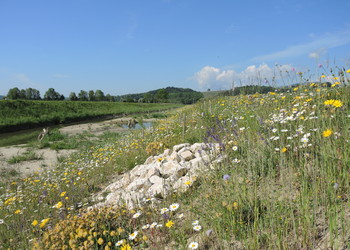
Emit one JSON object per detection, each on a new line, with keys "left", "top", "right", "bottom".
{"left": 0, "top": 100, "right": 182, "bottom": 132}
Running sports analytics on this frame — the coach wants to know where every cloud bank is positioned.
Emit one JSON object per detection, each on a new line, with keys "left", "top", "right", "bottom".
{"left": 193, "top": 63, "right": 294, "bottom": 90}
{"left": 252, "top": 29, "right": 350, "bottom": 62}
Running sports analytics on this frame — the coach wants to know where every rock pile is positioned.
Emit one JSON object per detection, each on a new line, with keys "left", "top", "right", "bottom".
{"left": 93, "top": 143, "right": 222, "bottom": 209}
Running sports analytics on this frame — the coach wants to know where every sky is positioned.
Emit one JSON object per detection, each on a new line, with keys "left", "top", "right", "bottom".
{"left": 1, "top": 0, "right": 350, "bottom": 96}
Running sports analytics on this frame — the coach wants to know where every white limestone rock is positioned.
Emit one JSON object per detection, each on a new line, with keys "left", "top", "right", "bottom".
{"left": 149, "top": 175, "right": 164, "bottom": 185}
{"left": 173, "top": 143, "right": 190, "bottom": 152}
{"left": 168, "top": 151, "right": 181, "bottom": 162}
{"left": 126, "top": 178, "right": 150, "bottom": 191}
{"left": 179, "top": 150, "right": 194, "bottom": 161}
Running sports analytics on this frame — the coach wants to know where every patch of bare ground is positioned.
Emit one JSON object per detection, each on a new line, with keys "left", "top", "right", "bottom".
{"left": 0, "top": 117, "right": 155, "bottom": 179}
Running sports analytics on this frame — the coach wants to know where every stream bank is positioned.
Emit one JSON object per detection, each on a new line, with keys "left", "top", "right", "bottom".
{"left": 0, "top": 117, "right": 155, "bottom": 180}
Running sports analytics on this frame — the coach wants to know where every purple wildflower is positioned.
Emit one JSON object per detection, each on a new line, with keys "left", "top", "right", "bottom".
{"left": 223, "top": 175, "right": 230, "bottom": 181}
{"left": 206, "top": 229, "right": 213, "bottom": 236}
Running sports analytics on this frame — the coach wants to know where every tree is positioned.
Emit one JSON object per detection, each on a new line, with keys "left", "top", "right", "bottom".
{"left": 44, "top": 88, "right": 61, "bottom": 100}
{"left": 143, "top": 93, "right": 154, "bottom": 103}
{"left": 155, "top": 89, "right": 169, "bottom": 102}
{"left": 95, "top": 90, "right": 105, "bottom": 101}
{"left": 69, "top": 92, "right": 78, "bottom": 101}
{"left": 78, "top": 90, "right": 88, "bottom": 101}
{"left": 25, "top": 88, "right": 41, "bottom": 100}
{"left": 19, "top": 89, "right": 26, "bottom": 99}
{"left": 88, "top": 90, "right": 95, "bottom": 101}
{"left": 6, "top": 87, "right": 20, "bottom": 100}
{"left": 105, "top": 94, "right": 114, "bottom": 102}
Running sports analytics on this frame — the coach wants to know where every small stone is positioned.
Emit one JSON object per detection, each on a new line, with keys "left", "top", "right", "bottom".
{"left": 160, "top": 161, "right": 178, "bottom": 178}
{"left": 147, "top": 183, "right": 169, "bottom": 197}
{"left": 190, "top": 143, "right": 204, "bottom": 152}
{"left": 144, "top": 156, "right": 154, "bottom": 165}
{"left": 163, "top": 149, "right": 171, "bottom": 156}
{"left": 145, "top": 166, "right": 160, "bottom": 179}
{"left": 173, "top": 143, "right": 190, "bottom": 152}
{"left": 168, "top": 151, "right": 181, "bottom": 162}
{"left": 180, "top": 150, "right": 194, "bottom": 161}
{"left": 126, "top": 178, "right": 148, "bottom": 191}
{"left": 149, "top": 175, "right": 164, "bottom": 185}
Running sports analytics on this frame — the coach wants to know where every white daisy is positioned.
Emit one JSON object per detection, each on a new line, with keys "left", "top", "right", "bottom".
{"left": 189, "top": 242, "right": 199, "bottom": 249}
{"left": 193, "top": 225, "right": 202, "bottom": 231}
{"left": 128, "top": 231, "right": 138, "bottom": 240}
{"left": 169, "top": 203, "right": 180, "bottom": 211}
{"left": 115, "top": 240, "right": 125, "bottom": 246}
{"left": 192, "top": 220, "right": 199, "bottom": 226}
{"left": 300, "top": 137, "right": 309, "bottom": 143}
{"left": 132, "top": 211, "right": 142, "bottom": 219}
{"left": 232, "top": 158, "right": 241, "bottom": 163}
{"left": 160, "top": 208, "right": 169, "bottom": 214}
{"left": 150, "top": 222, "right": 158, "bottom": 228}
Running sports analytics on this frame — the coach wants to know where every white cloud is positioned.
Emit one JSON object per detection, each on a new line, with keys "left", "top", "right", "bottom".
{"left": 193, "top": 63, "right": 295, "bottom": 90}
{"left": 308, "top": 47, "right": 327, "bottom": 59}
{"left": 252, "top": 29, "right": 350, "bottom": 62}
{"left": 193, "top": 66, "right": 236, "bottom": 90}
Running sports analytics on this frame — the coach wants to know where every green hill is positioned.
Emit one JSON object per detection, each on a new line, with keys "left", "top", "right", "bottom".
{"left": 116, "top": 86, "right": 203, "bottom": 104}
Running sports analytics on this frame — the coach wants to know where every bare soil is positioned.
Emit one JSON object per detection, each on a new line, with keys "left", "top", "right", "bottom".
{"left": 0, "top": 117, "right": 155, "bottom": 179}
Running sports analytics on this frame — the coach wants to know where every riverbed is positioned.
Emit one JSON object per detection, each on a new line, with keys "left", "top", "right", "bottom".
{"left": 0, "top": 117, "right": 154, "bottom": 179}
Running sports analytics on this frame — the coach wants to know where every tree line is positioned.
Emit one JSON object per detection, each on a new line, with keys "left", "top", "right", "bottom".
{"left": 5, "top": 86, "right": 204, "bottom": 104}
{"left": 5, "top": 87, "right": 114, "bottom": 101}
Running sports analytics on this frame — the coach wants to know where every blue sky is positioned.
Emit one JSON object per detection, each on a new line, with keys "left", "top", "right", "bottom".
{"left": 1, "top": 0, "right": 350, "bottom": 96}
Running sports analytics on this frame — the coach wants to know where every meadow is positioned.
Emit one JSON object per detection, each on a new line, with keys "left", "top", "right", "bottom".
{"left": 0, "top": 68, "right": 350, "bottom": 249}
{"left": 0, "top": 100, "right": 182, "bottom": 132}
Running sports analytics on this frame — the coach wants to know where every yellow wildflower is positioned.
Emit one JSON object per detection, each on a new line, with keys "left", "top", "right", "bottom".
{"left": 166, "top": 220, "right": 174, "bottom": 228}
{"left": 53, "top": 201, "right": 63, "bottom": 209}
{"left": 322, "top": 129, "right": 333, "bottom": 138}
{"left": 32, "top": 220, "right": 38, "bottom": 226}
{"left": 97, "top": 238, "right": 104, "bottom": 245}
{"left": 121, "top": 244, "right": 132, "bottom": 250}
{"left": 324, "top": 99, "right": 343, "bottom": 108}
{"left": 14, "top": 209, "right": 21, "bottom": 214}
{"left": 39, "top": 218, "right": 50, "bottom": 228}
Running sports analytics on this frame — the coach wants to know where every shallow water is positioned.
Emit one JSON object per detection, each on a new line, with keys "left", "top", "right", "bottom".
{"left": 121, "top": 122, "right": 153, "bottom": 129}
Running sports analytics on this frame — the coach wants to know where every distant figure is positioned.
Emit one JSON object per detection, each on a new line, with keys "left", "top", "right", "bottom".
{"left": 127, "top": 118, "right": 138, "bottom": 128}
{"left": 38, "top": 127, "right": 49, "bottom": 141}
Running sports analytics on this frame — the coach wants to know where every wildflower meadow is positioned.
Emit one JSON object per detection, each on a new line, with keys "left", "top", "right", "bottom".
{"left": 1, "top": 67, "right": 350, "bottom": 249}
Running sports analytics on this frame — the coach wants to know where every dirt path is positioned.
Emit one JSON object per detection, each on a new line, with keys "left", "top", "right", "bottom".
{"left": 0, "top": 117, "right": 155, "bottom": 179}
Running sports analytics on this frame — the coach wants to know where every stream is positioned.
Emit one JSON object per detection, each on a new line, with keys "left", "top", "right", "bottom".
{"left": 0, "top": 119, "right": 153, "bottom": 147}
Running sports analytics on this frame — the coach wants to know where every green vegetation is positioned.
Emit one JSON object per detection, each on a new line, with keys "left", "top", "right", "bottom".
{"left": 4, "top": 86, "right": 203, "bottom": 104}
{"left": 116, "top": 86, "right": 204, "bottom": 104}
{"left": 7, "top": 150, "right": 42, "bottom": 164}
{"left": 0, "top": 100, "right": 182, "bottom": 132}
{"left": 0, "top": 68, "right": 350, "bottom": 249}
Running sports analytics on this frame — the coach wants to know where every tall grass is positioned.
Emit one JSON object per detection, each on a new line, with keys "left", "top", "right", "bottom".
{"left": 0, "top": 69, "right": 349, "bottom": 249}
